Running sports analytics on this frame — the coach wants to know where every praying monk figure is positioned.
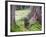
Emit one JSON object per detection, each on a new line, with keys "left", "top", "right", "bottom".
{"left": 24, "top": 6, "right": 42, "bottom": 29}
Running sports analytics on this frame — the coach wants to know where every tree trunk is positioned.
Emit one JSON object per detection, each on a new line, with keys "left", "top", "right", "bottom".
{"left": 10, "top": 5, "right": 16, "bottom": 25}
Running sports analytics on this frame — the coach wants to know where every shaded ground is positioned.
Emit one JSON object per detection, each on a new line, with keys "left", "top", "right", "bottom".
{"left": 11, "top": 9, "right": 42, "bottom": 32}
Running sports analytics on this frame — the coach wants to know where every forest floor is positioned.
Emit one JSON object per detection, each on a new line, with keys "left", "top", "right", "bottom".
{"left": 11, "top": 9, "right": 42, "bottom": 32}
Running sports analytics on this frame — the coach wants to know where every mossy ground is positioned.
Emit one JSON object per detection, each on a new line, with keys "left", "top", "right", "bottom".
{"left": 10, "top": 9, "right": 42, "bottom": 32}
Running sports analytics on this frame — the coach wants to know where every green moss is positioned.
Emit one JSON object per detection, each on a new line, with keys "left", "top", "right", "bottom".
{"left": 28, "top": 21, "right": 42, "bottom": 31}
{"left": 10, "top": 9, "right": 42, "bottom": 32}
